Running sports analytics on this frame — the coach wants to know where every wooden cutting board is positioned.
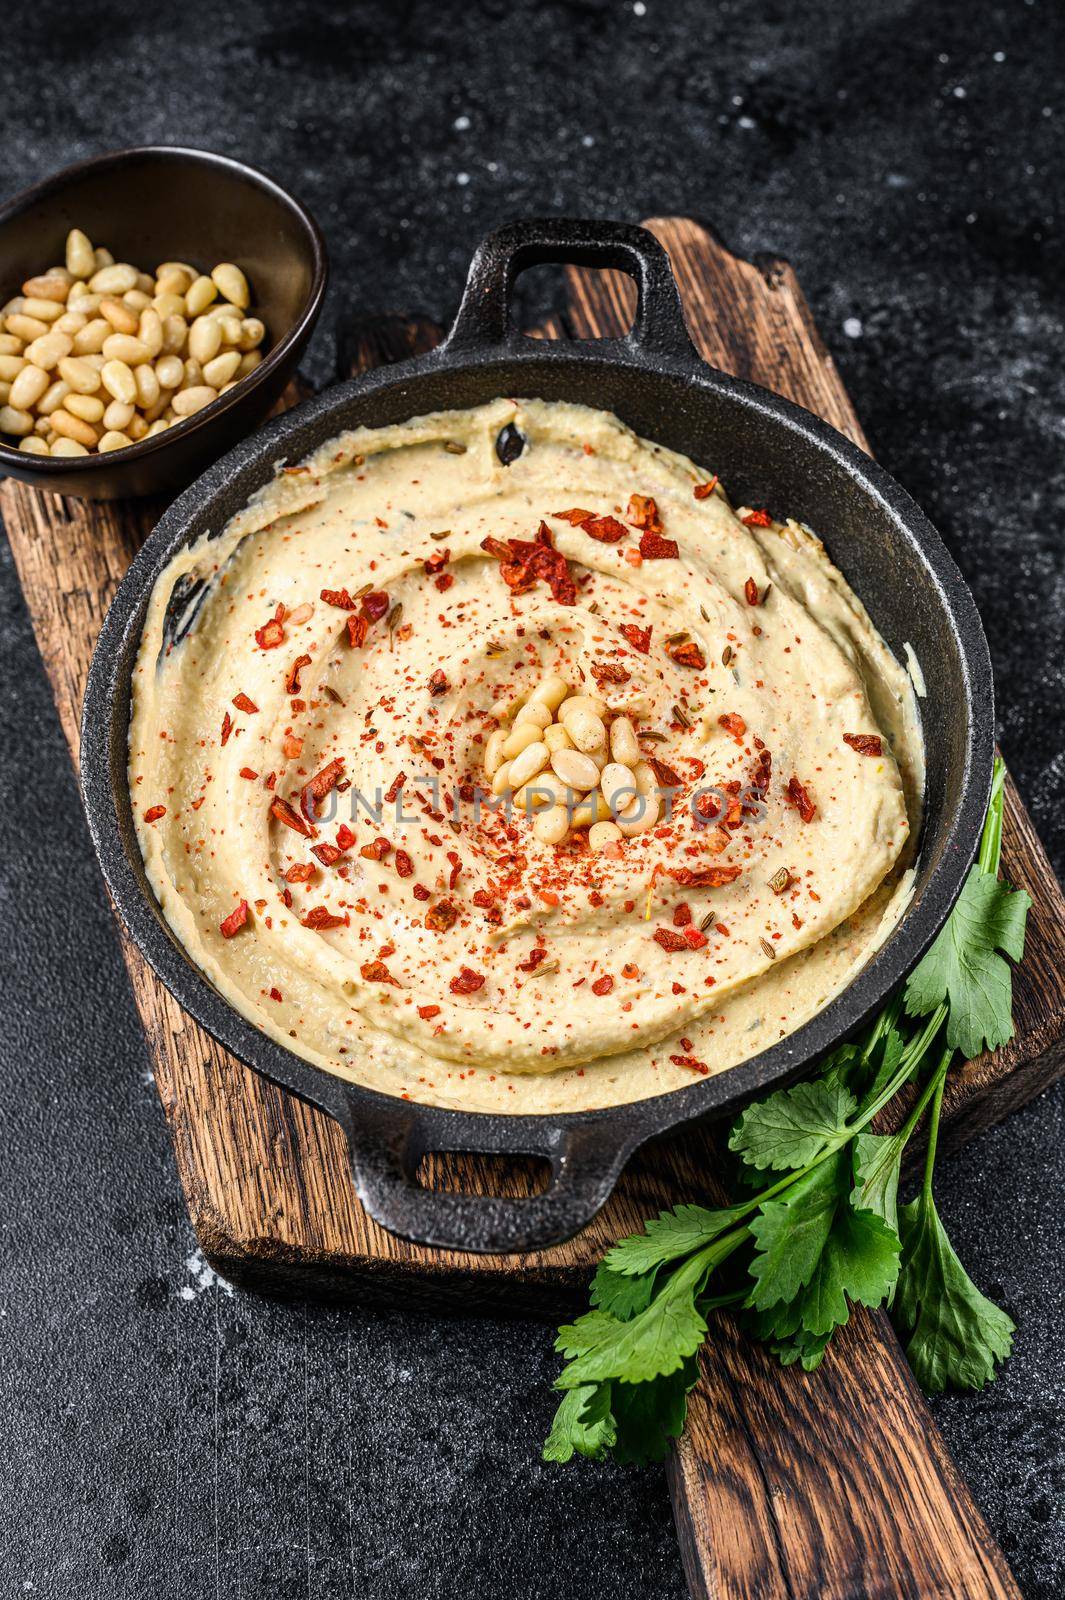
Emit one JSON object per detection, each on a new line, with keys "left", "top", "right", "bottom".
{"left": 4, "top": 215, "right": 1060, "bottom": 1598}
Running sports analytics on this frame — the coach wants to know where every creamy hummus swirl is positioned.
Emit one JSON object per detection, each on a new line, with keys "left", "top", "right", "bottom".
{"left": 129, "top": 398, "right": 924, "bottom": 1113}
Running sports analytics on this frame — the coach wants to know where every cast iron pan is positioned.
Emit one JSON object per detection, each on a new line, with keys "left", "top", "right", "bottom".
{"left": 80, "top": 219, "right": 993, "bottom": 1254}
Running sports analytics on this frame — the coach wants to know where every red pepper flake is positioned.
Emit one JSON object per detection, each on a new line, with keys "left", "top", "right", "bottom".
{"left": 424, "top": 899, "right": 459, "bottom": 932}
{"left": 302, "top": 905, "right": 348, "bottom": 930}
{"left": 360, "top": 837, "right": 391, "bottom": 861}
{"left": 627, "top": 493, "right": 663, "bottom": 533}
{"left": 384, "top": 772, "right": 406, "bottom": 804}
{"left": 446, "top": 852, "right": 462, "bottom": 889}
{"left": 428, "top": 668, "right": 450, "bottom": 696}
{"left": 667, "top": 865, "right": 743, "bottom": 888}
{"left": 621, "top": 963, "right": 640, "bottom": 980}
{"left": 670, "top": 1054, "right": 709, "bottom": 1075}
{"left": 269, "top": 986, "right": 283, "bottom": 1002}
{"left": 591, "top": 975, "right": 614, "bottom": 996}
{"left": 412, "top": 883, "right": 431, "bottom": 901}
{"left": 785, "top": 776, "right": 817, "bottom": 823}
{"left": 449, "top": 966, "right": 485, "bottom": 995}
{"left": 285, "top": 653, "right": 312, "bottom": 694}
{"left": 321, "top": 587, "right": 358, "bottom": 610}
{"left": 271, "top": 796, "right": 315, "bottom": 838}
{"left": 232, "top": 692, "right": 258, "bottom": 714}
{"left": 518, "top": 947, "right": 549, "bottom": 972}
{"left": 346, "top": 614, "right": 369, "bottom": 648}
{"left": 591, "top": 661, "right": 630, "bottom": 687}
{"left": 481, "top": 521, "right": 577, "bottom": 605}
{"left": 744, "top": 577, "right": 762, "bottom": 606}
{"left": 683, "top": 926, "right": 708, "bottom": 950}
{"left": 336, "top": 823, "right": 356, "bottom": 851}
{"left": 620, "top": 622, "right": 652, "bottom": 654}
{"left": 742, "top": 509, "right": 773, "bottom": 528}
{"left": 718, "top": 712, "right": 746, "bottom": 741}
{"left": 285, "top": 862, "right": 317, "bottom": 883}
{"left": 239, "top": 766, "right": 258, "bottom": 780}
{"left": 673, "top": 903, "right": 692, "bottom": 927}
{"left": 423, "top": 547, "right": 450, "bottom": 575}
{"left": 394, "top": 849, "right": 414, "bottom": 878}
{"left": 654, "top": 927, "right": 706, "bottom": 952}
{"left": 360, "top": 957, "right": 398, "bottom": 983}
{"left": 693, "top": 477, "right": 719, "bottom": 501}
{"left": 312, "top": 842, "right": 344, "bottom": 866}
{"left": 843, "top": 733, "right": 884, "bottom": 757}
{"left": 580, "top": 514, "right": 629, "bottom": 544}
{"left": 219, "top": 900, "right": 249, "bottom": 938}
{"left": 301, "top": 757, "right": 345, "bottom": 823}
{"left": 220, "top": 712, "right": 233, "bottom": 746}
{"left": 552, "top": 507, "right": 596, "bottom": 525}
{"left": 144, "top": 805, "right": 166, "bottom": 823}
{"left": 418, "top": 1004, "right": 442, "bottom": 1020}
{"left": 648, "top": 756, "right": 683, "bottom": 789}
{"left": 435, "top": 573, "right": 454, "bottom": 592}
{"left": 362, "top": 591, "right": 390, "bottom": 622}
{"left": 282, "top": 733, "right": 303, "bottom": 760}
{"left": 255, "top": 606, "right": 286, "bottom": 649}
{"left": 666, "top": 639, "right": 706, "bottom": 670}
{"left": 639, "top": 530, "right": 680, "bottom": 560}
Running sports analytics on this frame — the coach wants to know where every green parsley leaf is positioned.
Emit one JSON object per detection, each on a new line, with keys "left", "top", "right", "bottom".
{"left": 744, "top": 1313, "right": 833, "bottom": 1372}
{"left": 852, "top": 1130, "right": 904, "bottom": 1233}
{"left": 609, "top": 1358, "right": 700, "bottom": 1465}
{"left": 590, "top": 1263, "right": 657, "bottom": 1321}
{"left": 729, "top": 1080, "right": 856, "bottom": 1172}
{"left": 603, "top": 1202, "right": 745, "bottom": 1278}
{"left": 748, "top": 1152, "right": 901, "bottom": 1335}
{"left": 893, "top": 1192, "right": 1015, "bottom": 1393}
{"left": 904, "top": 866, "right": 1031, "bottom": 1058}
{"left": 555, "top": 1251, "right": 711, "bottom": 1387}
{"left": 543, "top": 1382, "right": 617, "bottom": 1463}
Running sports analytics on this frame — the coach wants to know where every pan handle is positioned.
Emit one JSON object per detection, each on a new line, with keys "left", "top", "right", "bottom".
{"left": 333, "top": 1091, "right": 638, "bottom": 1254}
{"left": 440, "top": 217, "right": 697, "bottom": 363}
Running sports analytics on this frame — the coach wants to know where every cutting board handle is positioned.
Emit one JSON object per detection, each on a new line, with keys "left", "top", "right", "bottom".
{"left": 334, "top": 1092, "right": 635, "bottom": 1254}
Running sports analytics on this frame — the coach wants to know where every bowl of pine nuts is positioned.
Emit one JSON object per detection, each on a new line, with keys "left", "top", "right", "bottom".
{"left": 0, "top": 146, "right": 327, "bottom": 499}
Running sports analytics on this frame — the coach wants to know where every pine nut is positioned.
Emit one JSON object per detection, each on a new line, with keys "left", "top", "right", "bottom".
{"left": 633, "top": 760, "right": 658, "bottom": 795}
{"left": 501, "top": 721, "right": 544, "bottom": 760}
{"left": 72, "top": 318, "right": 110, "bottom": 355}
{"left": 601, "top": 762, "right": 639, "bottom": 814}
{"left": 182, "top": 358, "right": 203, "bottom": 387}
{"left": 146, "top": 418, "right": 170, "bottom": 437}
{"left": 202, "top": 350, "right": 241, "bottom": 388}
{"left": 508, "top": 741, "right": 551, "bottom": 789}
{"left": 21, "top": 297, "right": 64, "bottom": 323}
{"left": 139, "top": 308, "right": 163, "bottom": 357}
{"left": 513, "top": 701, "right": 552, "bottom": 730}
{"left": 484, "top": 728, "right": 507, "bottom": 778}
{"left": 153, "top": 292, "right": 186, "bottom": 320}
{"left": 0, "top": 335, "right": 24, "bottom": 355}
{"left": 53, "top": 311, "right": 88, "bottom": 336}
{"left": 185, "top": 276, "right": 217, "bottom": 316}
{"left": 0, "top": 404, "right": 33, "bottom": 436}
{"left": 511, "top": 774, "right": 576, "bottom": 814}
{"left": 171, "top": 384, "right": 218, "bottom": 417}
{"left": 100, "top": 296, "right": 140, "bottom": 335}
{"left": 217, "top": 316, "right": 243, "bottom": 346}
{"left": 101, "top": 360, "right": 137, "bottom": 404}
{"left": 89, "top": 263, "right": 138, "bottom": 294}
{"left": 550, "top": 749, "right": 600, "bottom": 791}
{"left": 617, "top": 792, "right": 661, "bottom": 836}
{"left": 0, "top": 383, "right": 10, "bottom": 405}
{"left": 134, "top": 364, "right": 160, "bottom": 408}
{"left": 239, "top": 315, "right": 266, "bottom": 350}
{"left": 123, "top": 289, "right": 152, "bottom": 312}
{"left": 58, "top": 355, "right": 102, "bottom": 394}
{"left": 23, "top": 271, "right": 72, "bottom": 302}
{"left": 211, "top": 263, "right": 250, "bottom": 309}
{"left": 567, "top": 709, "right": 608, "bottom": 754}
{"left": 51, "top": 408, "right": 98, "bottom": 447}
{"left": 528, "top": 674, "right": 571, "bottom": 710}
{"left": 38, "top": 380, "right": 70, "bottom": 415}
{"left": 609, "top": 716, "right": 640, "bottom": 766}
{"left": 103, "top": 399, "right": 135, "bottom": 431}
{"left": 19, "top": 434, "right": 50, "bottom": 455}
{"left": 154, "top": 354, "right": 184, "bottom": 390}
{"left": 571, "top": 791, "right": 613, "bottom": 828}
{"left": 558, "top": 693, "right": 608, "bottom": 724}
{"left": 588, "top": 821, "right": 623, "bottom": 852}
{"left": 491, "top": 760, "right": 513, "bottom": 796}
{"left": 533, "top": 805, "right": 571, "bottom": 846}
{"left": 0, "top": 354, "right": 25, "bottom": 382}
{"left": 102, "top": 333, "right": 150, "bottom": 365}
{"left": 64, "top": 393, "right": 105, "bottom": 423}
{"left": 237, "top": 350, "right": 262, "bottom": 376}
{"left": 25, "top": 331, "right": 73, "bottom": 371}
{"left": 188, "top": 317, "right": 222, "bottom": 364}
{"left": 50, "top": 436, "right": 90, "bottom": 457}
{"left": 99, "top": 430, "right": 133, "bottom": 452}
{"left": 127, "top": 414, "right": 148, "bottom": 440}
{"left": 93, "top": 248, "right": 115, "bottom": 268}
{"left": 6, "top": 314, "right": 50, "bottom": 343}
{"left": 162, "top": 314, "right": 188, "bottom": 354}
{"left": 66, "top": 229, "right": 95, "bottom": 278}
{"left": 543, "top": 723, "right": 573, "bottom": 754}
{"left": 156, "top": 268, "right": 192, "bottom": 297}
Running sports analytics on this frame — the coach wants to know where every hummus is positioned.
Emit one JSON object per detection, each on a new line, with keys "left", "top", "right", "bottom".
{"left": 129, "top": 398, "right": 924, "bottom": 1113}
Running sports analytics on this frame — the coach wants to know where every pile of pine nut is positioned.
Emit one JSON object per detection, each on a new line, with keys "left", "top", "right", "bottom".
{"left": 484, "top": 675, "right": 661, "bottom": 849}
{"left": 0, "top": 228, "right": 267, "bottom": 457}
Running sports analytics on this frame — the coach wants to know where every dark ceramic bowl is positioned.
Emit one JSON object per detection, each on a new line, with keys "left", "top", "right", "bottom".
{"left": 0, "top": 146, "right": 327, "bottom": 499}
{"left": 81, "top": 219, "right": 993, "bottom": 1254}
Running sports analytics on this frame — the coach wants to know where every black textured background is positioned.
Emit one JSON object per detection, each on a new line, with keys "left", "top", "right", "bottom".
{"left": 2, "top": 2, "right": 1063, "bottom": 1596}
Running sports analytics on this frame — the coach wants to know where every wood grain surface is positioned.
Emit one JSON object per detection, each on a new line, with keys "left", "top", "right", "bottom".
{"left": 0, "top": 210, "right": 1053, "bottom": 1600}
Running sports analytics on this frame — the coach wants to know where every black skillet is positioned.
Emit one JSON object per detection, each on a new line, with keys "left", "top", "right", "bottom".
{"left": 80, "top": 219, "right": 993, "bottom": 1254}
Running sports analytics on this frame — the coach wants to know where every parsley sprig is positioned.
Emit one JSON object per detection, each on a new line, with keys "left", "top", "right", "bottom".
{"left": 544, "top": 758, "right": 1030, "bottom": 1465}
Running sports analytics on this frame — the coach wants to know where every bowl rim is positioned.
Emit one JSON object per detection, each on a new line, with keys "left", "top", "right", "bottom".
{"left": 0, "top": 143, "right": 327, "bottom": 477}
{"left": 80, "top": 337, "right": 995, "bottom": 1146}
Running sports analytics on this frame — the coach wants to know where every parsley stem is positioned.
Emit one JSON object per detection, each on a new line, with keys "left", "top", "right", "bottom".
{"left": 920, "top": 1054, "right": 950, "bottom": 1208}
{"left": 978, "top": 755, "right": 1006, "bottom": 876}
